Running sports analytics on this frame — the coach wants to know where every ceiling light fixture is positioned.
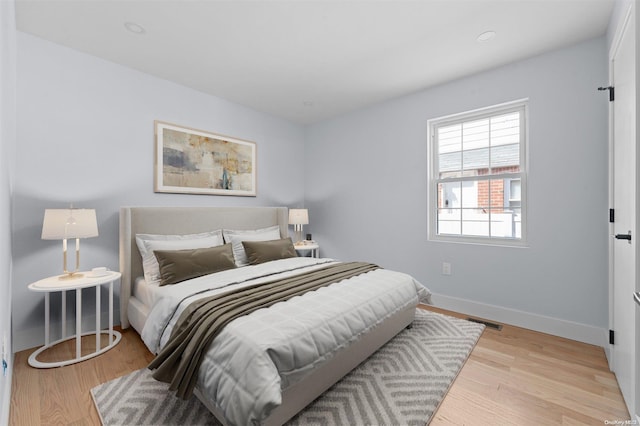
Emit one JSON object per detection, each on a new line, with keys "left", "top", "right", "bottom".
{"left": 477, "top": 30, "right": 496, "bottom": 42}
{"left": 124, "top": 22, "right": 146, "bottom": 35}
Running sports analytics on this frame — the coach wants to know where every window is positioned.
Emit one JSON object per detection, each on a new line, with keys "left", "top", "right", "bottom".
{"left": 428, "top": 100, "right": 527, "bottom": 245}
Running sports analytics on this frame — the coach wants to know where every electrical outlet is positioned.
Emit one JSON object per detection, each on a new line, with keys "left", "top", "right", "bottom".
{"left": 442, "top": 262, "right": 452, "bottom": 276}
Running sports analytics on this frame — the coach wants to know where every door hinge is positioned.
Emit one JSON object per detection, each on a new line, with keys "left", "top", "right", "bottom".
{"left": 598, "top": 86, "right": 615, "bottom": 102}
{"left": 609, "top": 329, "right": 615, "bottom": 345}
{"left": 609, "top": 208, "right": 615, "bottom": 223}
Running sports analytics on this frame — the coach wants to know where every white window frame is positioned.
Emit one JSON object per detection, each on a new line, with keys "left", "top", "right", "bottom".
{"left": 427, "top": 99, "right": 528, "bottom": 246}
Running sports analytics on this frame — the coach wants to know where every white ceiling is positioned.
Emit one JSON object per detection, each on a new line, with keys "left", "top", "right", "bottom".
{"left": 15, "top": 0, "right": 614, "bottom": 125}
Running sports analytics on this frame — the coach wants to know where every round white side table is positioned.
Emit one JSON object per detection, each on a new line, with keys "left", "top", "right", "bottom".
{"left": 27, "top": 270, "right": 122, "bottom": 368}
{"left": 294, "top": 242, "right": 320, "bottom": 258}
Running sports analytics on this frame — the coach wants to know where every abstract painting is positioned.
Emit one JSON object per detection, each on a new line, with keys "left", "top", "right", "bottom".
{"left": 154, "top": 121, "right": 257, "bottom": 196}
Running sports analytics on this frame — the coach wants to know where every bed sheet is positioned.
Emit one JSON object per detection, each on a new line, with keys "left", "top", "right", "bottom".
{"left": 132, "top": 276, "right": 161, "bottom": 309}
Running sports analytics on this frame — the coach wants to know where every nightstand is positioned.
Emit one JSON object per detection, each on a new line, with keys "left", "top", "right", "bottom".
{"left": 27, "top": 270, "right": 122, "bottom": 368}
{"left": 294, "top": 241, "right": 320, "bottom": 258}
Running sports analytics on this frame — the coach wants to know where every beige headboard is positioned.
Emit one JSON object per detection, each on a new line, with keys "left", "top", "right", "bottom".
{"left": 119, "top": 206, "right": 289, "bottom": 328}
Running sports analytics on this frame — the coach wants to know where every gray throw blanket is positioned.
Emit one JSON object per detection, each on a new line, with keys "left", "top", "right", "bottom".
{"left": 148, "top": 262, "right": 379, "bottom": 399}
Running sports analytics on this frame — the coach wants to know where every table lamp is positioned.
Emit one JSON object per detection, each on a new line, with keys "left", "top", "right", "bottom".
{"left": 288, "top": 208, "right": 309, "bottom": 244}
{"left": 41, "top": 208, "right": 98, "bottom": 279}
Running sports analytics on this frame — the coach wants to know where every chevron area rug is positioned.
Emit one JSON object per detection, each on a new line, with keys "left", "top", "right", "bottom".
{"left": 91, "top": 309, "right": 484, "bottom": 425}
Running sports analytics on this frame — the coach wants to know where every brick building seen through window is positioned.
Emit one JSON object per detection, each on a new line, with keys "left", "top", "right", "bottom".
{"left": 430, "top": 101, "right": 526, "bottom": 242}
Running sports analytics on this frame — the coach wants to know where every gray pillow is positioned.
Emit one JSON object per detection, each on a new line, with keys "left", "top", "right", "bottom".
{"left": 223, "top": 225, "right": 282, "bottom": 267}
{"left": 153, "top": 243, "right": 236, "bottom": 286}
{"left": 242, "top": 238, "right": 297, "bottom": 265}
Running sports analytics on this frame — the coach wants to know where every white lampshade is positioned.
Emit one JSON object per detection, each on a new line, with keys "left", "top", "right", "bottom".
{"left": 42, "top": 209, "right": 98, "bottom": 240}
{"left": 288, "top": 209, "right": 309, "bottom": 225}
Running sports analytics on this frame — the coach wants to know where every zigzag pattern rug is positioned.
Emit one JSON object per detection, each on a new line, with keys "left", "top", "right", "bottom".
{"left": 91, "top": 309, "right": 484, "bottom": 425}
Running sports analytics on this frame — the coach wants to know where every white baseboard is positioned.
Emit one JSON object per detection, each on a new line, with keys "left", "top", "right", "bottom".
{"left": 13, "top": 309, "right": 120, "bottom": 353}
{"left": 432, "top": 293, "right": 609, "bottom": 349}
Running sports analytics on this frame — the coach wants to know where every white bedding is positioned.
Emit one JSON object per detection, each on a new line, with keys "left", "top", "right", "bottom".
{"left": 141, "top": 257, "right": 431, "bottom": 425}
{"left": 133, "top": 276, "right": 160, "bottom": 308}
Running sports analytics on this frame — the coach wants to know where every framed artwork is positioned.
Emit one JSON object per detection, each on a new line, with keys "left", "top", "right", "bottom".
{"left": 154, "top": 121, "right": 257, "bottom": 196}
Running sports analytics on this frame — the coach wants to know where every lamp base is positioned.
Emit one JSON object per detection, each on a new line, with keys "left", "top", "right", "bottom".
{"left": 293, "top": 224, "right": 304, "bottom": 244}
{"left": 60, "top": 240, "right": 84, "bottom": 280}
{"left": 58, "top": 272, "right": 84, "bottom": 280}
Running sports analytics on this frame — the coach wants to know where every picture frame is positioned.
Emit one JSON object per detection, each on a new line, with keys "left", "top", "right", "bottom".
{"left": 154, "top": 121, "right": 257, "bottom": 196}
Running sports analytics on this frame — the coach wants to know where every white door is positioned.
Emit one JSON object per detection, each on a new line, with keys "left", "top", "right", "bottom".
{"left": 610, "top": 3, "right": 636, "bottom": 418}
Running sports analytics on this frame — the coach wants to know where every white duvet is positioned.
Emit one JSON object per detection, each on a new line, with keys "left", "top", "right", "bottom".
{"left": 141, "top": 257, "right": 431, "bottom": 425}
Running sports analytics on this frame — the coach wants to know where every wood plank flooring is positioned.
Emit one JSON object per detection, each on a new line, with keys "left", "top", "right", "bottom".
{"left": 10, "top": 329, "right": 154, "bottom": 426}
{"left": 427, "top": 306, "right": 629, "bottom": 425}
{"left": 10, "top": 306, "right": 630, "bottom": 425}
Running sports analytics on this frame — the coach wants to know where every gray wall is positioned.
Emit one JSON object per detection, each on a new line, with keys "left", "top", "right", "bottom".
{"left": 305, "top": 37, "right": 609, "bottom": 329}
{"left": 0, "top": 0, "right": 16, "bottom": 422}
{"left": 12, "top": 32, "right": 306, "bottom": 350}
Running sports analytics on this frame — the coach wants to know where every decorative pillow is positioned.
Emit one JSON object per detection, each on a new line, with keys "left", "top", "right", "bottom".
{"left": 242, "top": 238, "right": 297, "bottom": 265}
{"left": 135, "top": 230, "right": 223, "bottom": 285}
{"left": 153, "top": 244, "right": 236, "bottom": 286}
{"left": 223, "top": 225, "right": 282, "bottom": 266}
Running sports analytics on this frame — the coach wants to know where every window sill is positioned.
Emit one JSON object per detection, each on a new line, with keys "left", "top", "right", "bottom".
{"left": 429, "top": 235, "right": 529, "bottom": 248}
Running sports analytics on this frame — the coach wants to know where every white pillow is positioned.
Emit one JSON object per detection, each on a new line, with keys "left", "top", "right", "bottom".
{"left": 223, "top": 225, "right": 281, "bottom": 267}
{"left": 135, "top": 230, "right": 223, "bottom": 285}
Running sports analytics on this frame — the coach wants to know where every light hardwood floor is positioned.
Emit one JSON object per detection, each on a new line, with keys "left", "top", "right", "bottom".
{"left": 10, "top": 306, "right": 630, "bottom": 425}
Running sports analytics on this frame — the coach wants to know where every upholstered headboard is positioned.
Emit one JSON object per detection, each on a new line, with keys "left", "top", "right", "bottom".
{"left": 119, "top": 206, "right": 289, "bottom": 328}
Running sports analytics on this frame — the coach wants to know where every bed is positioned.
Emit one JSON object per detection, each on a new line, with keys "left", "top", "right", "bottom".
{"left": 119, "top": 206, "right": 431, "bottom": 425}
